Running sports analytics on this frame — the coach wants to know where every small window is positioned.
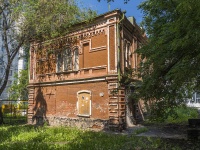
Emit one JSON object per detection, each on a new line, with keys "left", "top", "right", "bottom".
{"left": 9, "top": 70, "right": 13, "bottom": 76}
{"left": 0, "top": 67, "right": 3, "bottom": 73}
{"left": 7, "top": 80, "right": 12, "bottom": 86}
{"left": 1, "top": 45, "right": 3, "bottom": 52}
{"left": 77, "top": 90, "right": 91, "bottom": 117}
{"left": 0, "top": 56, "right": 3, "bottom": 65}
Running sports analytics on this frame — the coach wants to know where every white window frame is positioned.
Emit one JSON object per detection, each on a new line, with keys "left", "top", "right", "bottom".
{"left": 56, "top": 46, "right": 79, "bottom": 73}
{"left": 63, "top": 47, "right": 72, "bottom": 71}
{"left": 56, "top": 52, "right": 63, "bottom": 73}
{"left": 124, "top": 40, "right": 131, "bottom": 68}
{"left": 73, "top": 47, "right": 79, "bottom": 71}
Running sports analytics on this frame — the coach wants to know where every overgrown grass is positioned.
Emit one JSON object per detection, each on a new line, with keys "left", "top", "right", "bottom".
{"left": 133, "top": 127, "right": 149, "bottom": 135}
{"left": 165, "top": 106, "right": 199, "bottom": 124}
{"left": 145, "top": 106, "right": 199, "bottom": 125}
{"left": 0, "top": 125, "right": 199, "bottom": 150}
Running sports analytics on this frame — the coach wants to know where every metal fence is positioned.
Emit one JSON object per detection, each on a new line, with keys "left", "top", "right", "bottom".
{"left": 0, "top": 100, "right": 28, "bottom": 125}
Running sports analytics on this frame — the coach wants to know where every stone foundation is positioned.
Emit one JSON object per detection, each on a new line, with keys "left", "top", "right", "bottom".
{"left": 41, "top": 116, "right": 109, "bottom": 130}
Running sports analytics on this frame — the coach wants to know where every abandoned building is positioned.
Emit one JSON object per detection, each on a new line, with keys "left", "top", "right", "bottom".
{"left": 28, "top": 9, "right": 147, "bottom": 130}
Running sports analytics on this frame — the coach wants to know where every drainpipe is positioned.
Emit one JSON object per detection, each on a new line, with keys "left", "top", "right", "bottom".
{"left": 117, "top": 11, "right": 125, "bottom": 130}
{"left": 117, "top": 11, "right": 125, "bottom": 85}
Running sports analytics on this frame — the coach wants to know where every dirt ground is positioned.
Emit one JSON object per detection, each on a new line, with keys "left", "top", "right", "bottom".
{"left": 124, "top": 123, "right": 200, "bottom": 149}
{"left": 134, "top": 124, "right": 187, "bottom": 139}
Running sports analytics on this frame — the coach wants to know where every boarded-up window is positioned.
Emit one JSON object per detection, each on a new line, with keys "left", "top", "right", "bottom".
{"left": 77, "top": 90, "right": 91, "bottom": 116}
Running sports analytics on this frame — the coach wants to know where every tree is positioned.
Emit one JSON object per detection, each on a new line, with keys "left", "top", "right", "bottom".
{"left": 8, "top": 45, "right": 29, "bottom": 100}
{"left": 97, "top": 0, "right": 130, "bottom": 4}
{"left": 0, "top": 0, "right": 96, "bottom": 124}
{"left": 135, "top": 0, "right": 200, "bottom": 121}
{"left": 0, "top": 0, "right": 96, "bottom": 96}
{"left": 8, "top": 69, "right": 28, "bottom": 100}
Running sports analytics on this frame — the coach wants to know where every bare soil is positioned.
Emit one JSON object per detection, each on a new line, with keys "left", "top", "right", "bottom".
{"left": 133, "top": 123, "right": 200, "bottom": 150}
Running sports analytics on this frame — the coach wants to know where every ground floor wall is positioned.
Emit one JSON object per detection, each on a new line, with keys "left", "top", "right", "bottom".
{"left": 28, "top": 77, "right": 127, "bottom": 130}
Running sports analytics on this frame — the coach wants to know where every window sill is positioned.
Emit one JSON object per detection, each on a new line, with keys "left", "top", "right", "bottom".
{"left": 77, "top": 114, "right": 90, "bottom": 118}
{"left": 37, "top": 74, "right": 46, "bottom": 77}
{"left": 56, "top": 70, "right": 79, "bottom": 74}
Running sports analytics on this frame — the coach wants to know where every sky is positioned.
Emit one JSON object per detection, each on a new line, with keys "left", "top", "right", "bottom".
{"left": 81, "top": 0, "right": 145, "bottom": 24}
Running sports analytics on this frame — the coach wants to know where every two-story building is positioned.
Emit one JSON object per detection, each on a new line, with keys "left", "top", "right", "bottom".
{"left": 28, "top": 9, "right": 147, "bottom": 130}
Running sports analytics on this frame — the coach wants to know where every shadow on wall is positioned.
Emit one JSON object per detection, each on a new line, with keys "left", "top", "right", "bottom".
{"left": 32, "top": 87, "right": 49, "bottom": 126}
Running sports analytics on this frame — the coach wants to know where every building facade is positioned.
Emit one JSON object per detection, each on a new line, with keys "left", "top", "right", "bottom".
{"left": 0, "top": 45, "right": 25, "bottom": 100}
{"left": 186, "top": 92, "right": 200, "bottom": 108}
{"left": 28, "top": 10, "right": 147, "bottom": 130}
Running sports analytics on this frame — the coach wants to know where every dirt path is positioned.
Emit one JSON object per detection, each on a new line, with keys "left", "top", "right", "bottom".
{"left": 123, "top": 124, "right": 188, "bottom": 139}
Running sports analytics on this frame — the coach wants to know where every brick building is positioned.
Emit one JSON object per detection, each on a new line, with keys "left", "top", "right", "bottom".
{"left": 28, "top": 10, "right": 147, "bottom": 130}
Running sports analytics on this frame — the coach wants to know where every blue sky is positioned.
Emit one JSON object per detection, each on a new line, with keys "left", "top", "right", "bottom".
{"left": 81, "top": 0, "right": 145, "bottom": 24}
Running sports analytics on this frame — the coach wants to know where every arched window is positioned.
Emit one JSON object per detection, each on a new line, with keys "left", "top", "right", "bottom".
{"left": 56, "top": 46, "right": 79, "bottom": 72}
{"left": 73, "top": 47, "right": 79, "bottom": 71}
{"left": 124, "top": 41, "right": 131, "bottom": 68}
{"left": 63, "top": 47, "right": 72, "bottom": 71}
{"left": 56, "top": 52, "right": 63, "bottom": 72}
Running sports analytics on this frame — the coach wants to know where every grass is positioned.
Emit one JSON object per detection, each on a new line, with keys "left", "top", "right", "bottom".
{"left": 145, "top": 106, "right": 199, "bottom": 125}
{"left": 0, "top": 125, "right": 199, "bottom": 150}
{"left": 133, "top": 127, "right": 149, "bottom": 135}
{"left": 3, "top": 116, "right": 27, "bottom": 125}
{"left": 165, "top": 106, "right": 199, "bottom": 124}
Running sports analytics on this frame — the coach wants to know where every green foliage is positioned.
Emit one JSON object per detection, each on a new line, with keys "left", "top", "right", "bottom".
{"left": 120, "top": 67, "right": 135, "bottom": 86}
{"left": 97, "top": 0, "right": 130, "bottom": 4}
{"left": 165, "top": 106, "right": 199, "bottom": 124}
{"left": 133, "top": 127, "right": 148, "bottom": 135}
{"left": 8, "top": 69, "right": 28, "bottom": 100}
{"left": 0, "top": 0, "right": 96, "bottom": 100}
{"left": 135, "top": 0, "right": 200, "bottom": 120}
{"left": 145, "top": 105, "right": 199, "bottom": 123}
{"left": 0, "top": 125, "right": 198, "bottom": 149}
{"left": 15, "top": 0, "right": 97, "bottom": 41}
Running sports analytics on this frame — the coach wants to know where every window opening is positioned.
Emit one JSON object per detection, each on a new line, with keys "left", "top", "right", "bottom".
{"left": 73, "top": 48, "right": 79, "bottom": 71}
{"left": 63, "top": 47, "right": 72, "bottom": 71}
{"left": 56, "top": 52, "right": 63, "bottom": 72}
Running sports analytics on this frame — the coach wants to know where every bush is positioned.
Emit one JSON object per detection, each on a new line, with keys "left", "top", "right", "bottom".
{"left": 165, "top": 106, "right": 199, "bottom": 124}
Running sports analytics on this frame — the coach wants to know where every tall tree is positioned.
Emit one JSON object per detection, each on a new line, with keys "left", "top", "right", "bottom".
{"left": 135, "top": 0, "right": 200, "bottom": 121}
{"left": 8, "top": 45, "right": 29, "bottom": 100}
{"left": 97, "top": 0, "right": 130, "bottom": 4}
{"left": 0, "top": 0, "right": 96, "bottom": 124}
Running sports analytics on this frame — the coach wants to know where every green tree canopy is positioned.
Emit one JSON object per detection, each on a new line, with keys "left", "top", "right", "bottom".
{"left": 136, "top": 0, "right": 200, "bottom": 121}
{"left": 97, "top": 0, "right": 130, "bottom": 4}
{"left": 0, "top": 0, "right": 96, "bottom": 96}
{"left": 8, "top": 69, "right": 29, "bottom": 100}
{"left": 16, "top": 0, "right": 96, "bottom": 41}
{"left": 0, "top": 0, "right": 96, "bottom": 124}
{"left": 8, "top": 45, "right": 29, "bottom": 100}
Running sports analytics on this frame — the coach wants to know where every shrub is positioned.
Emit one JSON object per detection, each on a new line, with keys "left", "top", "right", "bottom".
{"left": 165, "top": 106, "right": 199, "bottom": 124}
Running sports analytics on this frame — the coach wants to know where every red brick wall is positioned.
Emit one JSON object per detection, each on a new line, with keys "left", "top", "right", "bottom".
{"left": 109, "top": 25, "right": 116, "bottom": 70}
{"left": 32, "top": 81, "right": 109, "bottom": 120}
{"left": 28, "top": 10, "right": 147, "bottom": 129}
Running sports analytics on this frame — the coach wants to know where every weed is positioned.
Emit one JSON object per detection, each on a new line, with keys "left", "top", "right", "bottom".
{"left": 0, "top": 125, "right": 199, "bottom": 149}
{"left": 133, "top": 127, "right": 148, "bottom": 135}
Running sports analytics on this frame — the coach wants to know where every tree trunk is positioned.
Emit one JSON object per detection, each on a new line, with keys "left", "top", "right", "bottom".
{"left": 0, "top": 107, "right": 4, "bottom": 124}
